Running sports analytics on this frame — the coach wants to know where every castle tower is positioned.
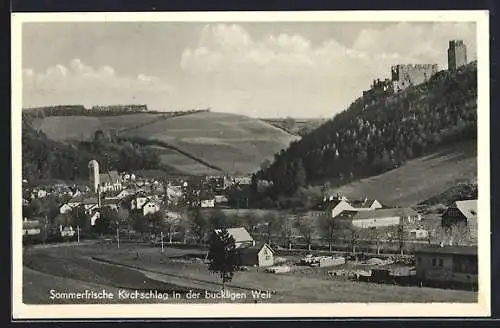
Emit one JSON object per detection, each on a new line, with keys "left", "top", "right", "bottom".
{"left": 448, "top": 40, "right": 467, "bottom": 71}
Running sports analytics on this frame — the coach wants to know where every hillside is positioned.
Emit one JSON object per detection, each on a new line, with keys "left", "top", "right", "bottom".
{"left": 329, "top": 140, "right": 477, "bottom": 207}
{"left": 256, "top": 61, "right": 477, "bottom": 199}
{"left": 28, "top": 111, "right": 299, "bottom": 176}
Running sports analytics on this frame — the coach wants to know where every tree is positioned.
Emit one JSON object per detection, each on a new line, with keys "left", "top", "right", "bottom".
{"left": 95, "top": 207, "right": 119, "bottom": 235}
{"left": 294, "top": 216, "right": 315, "bottom": 251}
{"left": 71, "top": 206, "right": 90, "bottom": 232}
{"left": 318, "top": 215, "right": 336, "bottom": 252}
{"left": 207, "top": 228, "right": 239, "bottom": 292}
{"left": 278, "top": 216, "right": 295, "bottom": 250}
{"left": 395, "top": 222, "right": 408, "bottom": 255}
{"left": 189, "top": 208, "right": 209, "bottom": 244}
{"left": 367, "top": 227, "right": 383, "bottom": 255}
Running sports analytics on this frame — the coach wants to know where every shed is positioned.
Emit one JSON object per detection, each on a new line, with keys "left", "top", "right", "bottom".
{"left": 237, "top": 242, "right": 275, "bottom": 267}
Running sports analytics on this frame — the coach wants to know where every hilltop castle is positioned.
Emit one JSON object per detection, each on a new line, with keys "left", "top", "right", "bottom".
{"left": 447, "top": 40, "right": 468, "bottom": 71}
{"left": 363, "top": 40, "right": 469, "bottom": 96}
{"left": 391, "top": 64, "right": 439, "bottom": 93}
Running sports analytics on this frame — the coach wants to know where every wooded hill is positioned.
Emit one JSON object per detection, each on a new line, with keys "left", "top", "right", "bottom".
{"left": 256, "top": 61, "right": 477, "bottom": 199}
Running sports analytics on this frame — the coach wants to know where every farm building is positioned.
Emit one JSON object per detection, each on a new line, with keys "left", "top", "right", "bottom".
{"left": 335, "top": 207, "right": 421, "bottom": 229}
{"left": 315, "top": 194, "right": 384, "bottom": 218}
{"left": 415, "top": 245, "right": 477, "bottom": 288}
{"left": 213, "top": 227, "right": 255, "bottom": 248}
{"left": 237, "top": 243, "right": 275, "bottom": 267}
{"left": 441, "top": 200, "right": 477, "bottom": 237}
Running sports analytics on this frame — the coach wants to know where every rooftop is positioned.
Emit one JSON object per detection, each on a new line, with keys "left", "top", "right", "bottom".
{"left": 214, "top": 227, "right": 254, "bottom": 243}
{"left": 337, "top": 207, "right": 419, "bottom": 220}
{"left": 415, "top": 245, "right": 477, "bottom": 256}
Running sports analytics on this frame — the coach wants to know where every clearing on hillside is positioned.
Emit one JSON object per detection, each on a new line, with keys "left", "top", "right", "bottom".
{"left": 329, "top": 140, "right": 477, "bottom": 207}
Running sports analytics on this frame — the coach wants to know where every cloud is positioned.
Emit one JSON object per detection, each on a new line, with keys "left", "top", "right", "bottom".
{"left": 23, "top": 59, "right": 175, "bottom": 108}
{"left": 179, "top": 23, "right": 477, "bottom": 117}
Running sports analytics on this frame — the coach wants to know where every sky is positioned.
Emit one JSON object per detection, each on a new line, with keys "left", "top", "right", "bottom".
{"left": 22, "top": 21, "right": 477, "bottom": 118}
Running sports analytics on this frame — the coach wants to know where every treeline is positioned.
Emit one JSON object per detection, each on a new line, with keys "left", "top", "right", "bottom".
{"left": 22, "top": 105, "right": 210, "bottom": 119}
{"left": 22, "top": 118, "right": 179, "bottom": 182}
{"left": 256, "top": 61, "right": 477, "bottom": 200}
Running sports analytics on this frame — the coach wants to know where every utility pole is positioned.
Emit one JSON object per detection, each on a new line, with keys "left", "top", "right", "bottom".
{"left": 161, "top": 231, "right": 164, "bottom": 253}
{"left": 116, "top": 221, "right": 120, "bottom": 249}
{"left": 77, "top": 225, "right": 80, "bottom": 244}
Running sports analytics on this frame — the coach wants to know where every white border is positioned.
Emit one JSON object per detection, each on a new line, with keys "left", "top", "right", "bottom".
{"left": 11, "top": 10, "right": 491, "bottom": 319}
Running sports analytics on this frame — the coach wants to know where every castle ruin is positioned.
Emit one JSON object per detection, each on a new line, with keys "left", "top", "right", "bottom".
{"left": 391, "top": 64, "right": 439, "bottom": 92}
{"left": 447, "top": 40, "right": 468, "bottom": 71}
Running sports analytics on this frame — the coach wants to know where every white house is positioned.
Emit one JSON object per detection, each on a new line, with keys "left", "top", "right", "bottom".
{"left": 90, "top": 211, "right": 100, "bottom": 226}
{"left": 59, "top": 203, "right": 74, "bottom": 214}
{"left": 335, "top": 208, "right": 421, "bottom": 229}
{"left": 142, "top": 200, "right": 161, "bottom": 216}
{"left": 59, "top": 225, "right": 76, "bottom": 237}
{"left": 131, "top": 195, "right": 149, "bottom": 210}
{"left": 201, "top": 199, "right": 215, "bottom": 208}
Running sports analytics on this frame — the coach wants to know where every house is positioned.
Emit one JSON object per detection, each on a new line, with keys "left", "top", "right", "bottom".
{"left": 142, "top": 199, "right": 161, "bottom": 216}
{"left": 350, "top": 198, "right": 384, "bottom": 210}
{"left": 104, "top": 188, "right": 134, "bottom": 200}
{"left": 441, "top": 200, "right": 477, "bottom": 237}
{"left": 415, "top": 245, "right": 477, "bottom": 287}
{"left": 23, "top": 219, "right": 41, "bottom": 236}
{"left": 214, "top": 195, "right": 229, "bottom": 204}
{"left": 59, "top": 203, "right": 74, "bottom": 214}
{"left": 335, "top": 207, "right": 421, "bottom": 229}
{"left": 131, "top": 195, "right": 149, "bottom": 210}
{"left": 82, "top": 196, "right": 99, "bottom": 211}
{"left": 237, "top": 243, "right": 275, "bottom": 267}
{"left": 233, "top": 176, "right": 252, "bottom": 186}
{"left": 199, "top": 190, "right": 215, "bottom": 208}
{"left": 201, "top": 199, "right": 215, "bottom": 208}
{"left": 409, "top": 228, "right": 429, "bottom": 240}
{"left": 59, "top": 225, "right": 76, "bottom": 238}
{"left": 99, "top": 170, "right": 122, "bottom": 193}
{"left": 214, "top": 227, "right": 255, "bottom": 249}
{"left": 90, "top": 211, "right": 100, "bottom": 226}
{"left": 101, "top": 198, "right": 121, "bottom": 211}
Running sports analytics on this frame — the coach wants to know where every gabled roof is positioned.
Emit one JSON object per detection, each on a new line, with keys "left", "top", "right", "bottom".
{"left": 100, "top": 170, "right": 121, "bottom": 184}
{"left": 350, "top": 198, "right": 380, "bottom": 209}
{"left": 82, "top": 196, "right": 98, "bottom": 205}
{"left": 238, "top": 242, "right": 274, "bottom": 255}
{"left": 337, "top": 207, "right": 420, "bottom": 220}
{"left": 214, "top": 227, "right": 254, "bottom": 243}
{"left": 101, "top": 198, "right": 121, "bottom": 206}
{"left": 444, "top": 200, "right": 477, "bottom": 220}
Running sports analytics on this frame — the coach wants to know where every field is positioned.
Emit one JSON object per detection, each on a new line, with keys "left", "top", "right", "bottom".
{"left": 123, "top": 111, "right": 300, "bottom": 175}
{"left": 31, "top": 111, "right": 299, "bottom": 175}
{"left": 22, "top": 242, "right": 477, "bottom": 304}
{"left": 329, "top": 140, "right": 477, "bottom": 207}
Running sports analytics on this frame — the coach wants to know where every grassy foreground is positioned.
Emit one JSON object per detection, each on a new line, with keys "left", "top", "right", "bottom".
{"left": 22, "top": 243, "right": 477, "bottom": 304}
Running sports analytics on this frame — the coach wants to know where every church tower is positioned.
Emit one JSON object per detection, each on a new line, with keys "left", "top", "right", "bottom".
{"left": 88, "top": 160, "right": 102, "bottom": 208}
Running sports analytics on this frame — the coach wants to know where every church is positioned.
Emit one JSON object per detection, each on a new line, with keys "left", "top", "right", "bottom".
{"left": 88, "top": 160, "right": 122, "bottom": 194}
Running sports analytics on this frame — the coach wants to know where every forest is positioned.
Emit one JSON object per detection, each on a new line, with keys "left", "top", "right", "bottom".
{"left": 21, "top": 117, "right": 171, "bottom": 183}
{"left": 254, "top": 61, "right": 477, "bottom": 202}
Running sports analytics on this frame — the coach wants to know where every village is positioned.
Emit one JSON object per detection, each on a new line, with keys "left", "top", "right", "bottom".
{"left": 22, "top": 158, "right": 478, "bottom": 296}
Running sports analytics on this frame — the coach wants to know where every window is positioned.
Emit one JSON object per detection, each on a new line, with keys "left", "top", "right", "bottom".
{"left": 432, "top": 258, "right": 436, "bottom": 266}
{"left": 439, "top": 259, "right": 444, "bottom": 267}
{"left": 265, "top": 255, "right": 271, "bottom": 260}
